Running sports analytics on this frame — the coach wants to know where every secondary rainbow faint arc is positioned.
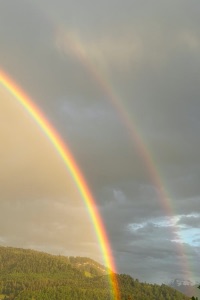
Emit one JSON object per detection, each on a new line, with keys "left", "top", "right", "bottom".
{"left": 29, "top": 1, "right": 192, "bottom": 279}
{"left": 0, "top": 70, "right": 120, "bottom": 300}
{"left": 56, "top": 31, "right": 192, "bottom": 280}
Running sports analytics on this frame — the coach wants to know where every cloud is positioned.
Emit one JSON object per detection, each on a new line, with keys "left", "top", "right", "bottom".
{"left": 55, "top": 27, "right": 144, "bottom": 75}
{"left": 1, "top": 0, "right": 200, "bottom": 284}
{"left": 115, "top": 218, "right": 200, "bottom": 283}
{"left": 178, "top": 214, "right": 200, "bottom": 228}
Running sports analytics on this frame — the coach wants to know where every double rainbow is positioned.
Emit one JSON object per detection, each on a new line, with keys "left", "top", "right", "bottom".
{"left": 20, "top": 2, "right": 193, "bottom": 282}
{"left": 0, "top": 70, "right": 120, "bottom": 300}
{"left": 56, "top": 30, "right": 192, "bottom": 281}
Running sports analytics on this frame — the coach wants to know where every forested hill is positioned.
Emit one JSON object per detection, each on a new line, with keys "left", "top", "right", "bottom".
{"left": 0, "top": 246, "right": 189, "bottom": 300}
{"left": 0, "top": 246, "right": 107, "bottom": 277}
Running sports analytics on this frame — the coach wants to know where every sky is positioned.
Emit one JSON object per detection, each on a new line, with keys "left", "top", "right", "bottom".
{"left": 0, "top": 0, "right": 200, "bottom": 284}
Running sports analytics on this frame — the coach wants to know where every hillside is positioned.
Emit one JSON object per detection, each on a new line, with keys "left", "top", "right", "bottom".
{"left": 0, "top": 246, "right": 190, "bottom": 299}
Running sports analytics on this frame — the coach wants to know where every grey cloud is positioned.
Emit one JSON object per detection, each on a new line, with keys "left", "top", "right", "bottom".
{"left": 1, "top": 0, "right": 200, "bottom": 284}
{"left": 115, "top": 235, "right": 198, "bottom": 284}
{"left": 178, "top": 215, "right": 200, "bottom": 228}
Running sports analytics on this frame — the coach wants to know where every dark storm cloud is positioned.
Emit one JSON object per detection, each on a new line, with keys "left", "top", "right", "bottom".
{"left": 178, "top": 215, "right": 200, "bottom": 228}
{"left": 113, "top": 220, "right": 200, "bottom": 283}
{"left": 0, "top": 0, "right": 200, "bottom": 284}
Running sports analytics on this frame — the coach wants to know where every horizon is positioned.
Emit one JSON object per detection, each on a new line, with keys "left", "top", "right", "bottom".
{"left": 0, "top": 244, "right": 198, "bottom": 287}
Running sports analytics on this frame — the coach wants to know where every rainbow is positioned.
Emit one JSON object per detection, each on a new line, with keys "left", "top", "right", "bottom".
{"left": 55, "top": 29, "right": 193, "bottom": 281}
{"left": 0, "top": 70, "right": 120, "bottom": 300}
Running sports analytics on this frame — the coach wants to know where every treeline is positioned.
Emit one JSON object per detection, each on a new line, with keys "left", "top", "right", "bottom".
{"left": 118, "top": 274, "right": 189, "bottom": 300}
{"left": 0, "top": 246, "right": 189, "bottom": 300}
